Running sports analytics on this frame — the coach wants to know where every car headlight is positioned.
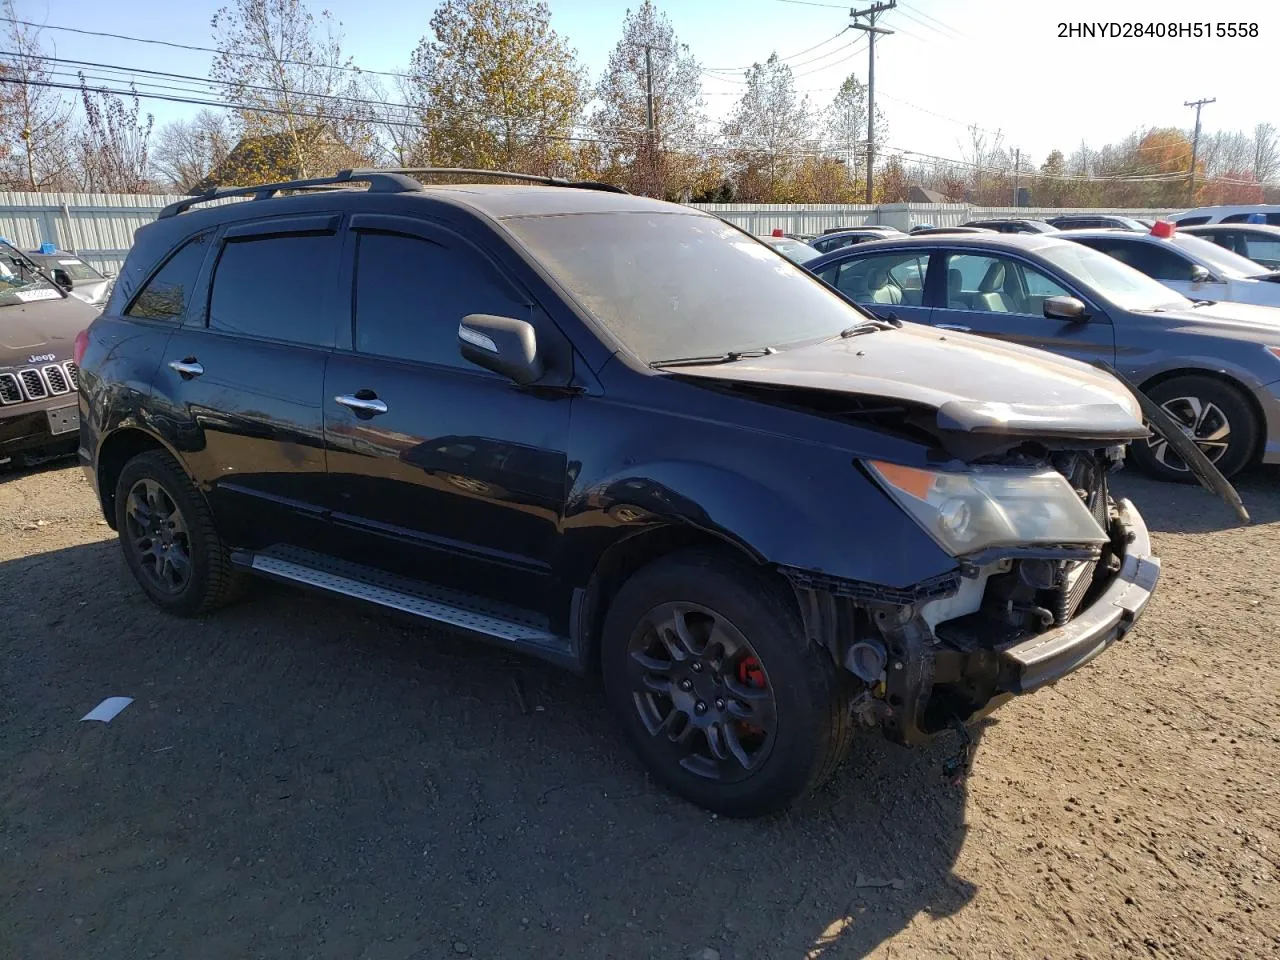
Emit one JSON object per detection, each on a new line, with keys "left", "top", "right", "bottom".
{"left": 866, "top": 460, "right": 1108, "bottom": 556}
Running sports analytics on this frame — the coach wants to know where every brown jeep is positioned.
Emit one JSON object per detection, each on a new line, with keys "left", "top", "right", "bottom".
{"left": 0, "top": 241, "right": 99, "bottom": 467}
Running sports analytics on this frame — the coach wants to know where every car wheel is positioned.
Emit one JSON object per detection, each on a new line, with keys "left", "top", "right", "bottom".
{"left": 1128, "top": 375, "right": 1258, "bottom": 483}
{"left": 114, "top": 450, "right": 246, "bottom": 616}
{"left": 601, "top": 550, "right": 854, "bottom": 817}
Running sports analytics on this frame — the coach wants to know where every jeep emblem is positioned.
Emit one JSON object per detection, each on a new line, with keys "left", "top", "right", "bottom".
{"left": 28, "top": 352, "right": 56, "bottom": 363}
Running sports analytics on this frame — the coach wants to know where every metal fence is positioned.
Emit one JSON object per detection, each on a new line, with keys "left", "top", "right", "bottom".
{"left": 0, "top": 192, "right": 1190, "bottom": 273}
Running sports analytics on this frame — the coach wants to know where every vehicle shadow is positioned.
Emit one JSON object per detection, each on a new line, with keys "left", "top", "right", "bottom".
{"left": 0, "top": 540, "right": 977, "bottom": 959}
{"left": 0, "top": 449, "right": 77, "bottom": 483}
{"left": 1114, "top": 464, "right": 1280, "bottom": 534}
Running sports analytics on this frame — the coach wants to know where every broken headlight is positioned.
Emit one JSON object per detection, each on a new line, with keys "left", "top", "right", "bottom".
{"left": 866, "top": 460, "right": 1108, "bottom": 556}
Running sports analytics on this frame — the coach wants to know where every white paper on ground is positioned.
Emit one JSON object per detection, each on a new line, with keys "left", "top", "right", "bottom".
{"left": 80, "top": 697, "right": 134, "bottom": 723}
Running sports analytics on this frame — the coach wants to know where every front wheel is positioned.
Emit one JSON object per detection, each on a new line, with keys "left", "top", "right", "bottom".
{"left": 601, "top": 551, "right": 854, "bottom": 817}
{"left": 1128, "top": 375, "right": 1258, "bottom": 483}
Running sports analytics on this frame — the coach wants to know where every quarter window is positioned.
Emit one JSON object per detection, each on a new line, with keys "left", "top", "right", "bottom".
{"left": 819, "top": 252, "right": 928, "bottom": 306}
{"left": 126, "top": 231, "right": 213, "bottom": 322}
{"left": 208, "top": 232, "right": 340, "bottom": 346}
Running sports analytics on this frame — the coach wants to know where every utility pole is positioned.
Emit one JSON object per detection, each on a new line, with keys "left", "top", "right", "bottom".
{"left": 632, "top": 42, "right": 659, "bottom": 197}
{"left": 850, "top": 1, "right": 895, "bottom": 203}
{"left": 1185, "top": 97, "right": 1215, "bottom": 202}
{"left": 1013, "top": 146, "right": 1020, "bottom": 206}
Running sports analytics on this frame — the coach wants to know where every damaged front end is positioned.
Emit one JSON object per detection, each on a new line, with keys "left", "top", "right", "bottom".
{"left": 781, "top": 447, "right": 1161, "bottom": 744}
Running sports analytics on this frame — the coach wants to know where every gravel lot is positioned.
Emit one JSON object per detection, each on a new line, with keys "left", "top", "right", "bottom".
{"left": 1, "top": 460, "right": 1277, "bottom": 959}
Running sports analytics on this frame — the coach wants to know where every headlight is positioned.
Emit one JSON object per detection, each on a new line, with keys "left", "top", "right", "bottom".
{"left": 866, "top": 460, "right": 1108, "bottom": 556}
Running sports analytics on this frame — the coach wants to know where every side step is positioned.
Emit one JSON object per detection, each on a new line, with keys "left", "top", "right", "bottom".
{"left": 234, "top": 545, "right": 577, "bottom": 666}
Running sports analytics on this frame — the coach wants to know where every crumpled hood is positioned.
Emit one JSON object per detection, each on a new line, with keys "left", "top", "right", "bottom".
{"left": 671, "top": 323, "right": 1148, "bottom": 440}
{"left": 0, "top": 296, "right": 98, "bottom": 367}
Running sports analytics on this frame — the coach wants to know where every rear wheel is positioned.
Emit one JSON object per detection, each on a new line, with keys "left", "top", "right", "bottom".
{"left": 114, "top": 450, "right": 245, "bottom": 616}
{"left": 601, "top": 551, "right": 854, "bottom": 817}
{"left": 1128, "top": 375, "right": 1258, "bottom": 483}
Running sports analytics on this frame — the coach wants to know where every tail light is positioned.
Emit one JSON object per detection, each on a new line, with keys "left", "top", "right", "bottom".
{"left": 73, "top": 328, "right": 89, "bottom": 366}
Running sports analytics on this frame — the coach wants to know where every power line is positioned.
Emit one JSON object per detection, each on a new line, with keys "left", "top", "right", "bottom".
{"left": 893, "top": 6, "right": 959, "bottom": 39}
{"left": 702, "top": 28, "right": 849, "bottom": 72}
{"left": 0, "top": 16, "right": 413, "bottom": 81}
{"left": 770, "top": 0, "right": 851, "bottom": 9}
{"left": 897, "top": 2, "right": 968, "bottom": 39}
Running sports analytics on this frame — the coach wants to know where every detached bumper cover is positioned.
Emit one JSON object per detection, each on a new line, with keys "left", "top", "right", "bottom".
{"left": 1000, "top": 498, "right": 1159, "bottom": 693}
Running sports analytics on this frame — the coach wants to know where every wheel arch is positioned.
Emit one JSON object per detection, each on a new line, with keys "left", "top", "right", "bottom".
{"left": 94, "top": 427, "right": 184, "bottom": 529}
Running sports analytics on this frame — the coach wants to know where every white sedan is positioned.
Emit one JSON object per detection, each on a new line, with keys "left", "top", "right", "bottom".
{"left": 1061, "top": 223, "right": 1280, "bottom": 308}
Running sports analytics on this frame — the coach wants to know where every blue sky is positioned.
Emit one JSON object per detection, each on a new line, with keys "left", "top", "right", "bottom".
{"left": 27, "top": 0, "right": 1276, "bottom": 167}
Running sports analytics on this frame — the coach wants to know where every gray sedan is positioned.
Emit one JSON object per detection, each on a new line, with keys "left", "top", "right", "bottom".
{"left": 805, "top": 232, "right": 1280, "bottom": 482}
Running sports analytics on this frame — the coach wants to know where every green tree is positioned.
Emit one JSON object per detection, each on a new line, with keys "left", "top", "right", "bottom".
{"left": 591, "top": 1, "right": 705, "bottom": 198}
{"left": 409, "top": 0, "right": 587, "bottom": 175}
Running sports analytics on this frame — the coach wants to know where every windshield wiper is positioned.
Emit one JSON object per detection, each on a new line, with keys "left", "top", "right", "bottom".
{"left": 650, "top": 347, "right": 777, "bottom": 369}
{"left": 1191, "top": 298, "right": 1218, "bottom": 307}
{"left": 839, "top": 316, "right": 901, "bottom": 338}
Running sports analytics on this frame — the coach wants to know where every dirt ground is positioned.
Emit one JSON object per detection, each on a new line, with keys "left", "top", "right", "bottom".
{"left": 1, "top": 460, "right": 1277, "bottom": 960}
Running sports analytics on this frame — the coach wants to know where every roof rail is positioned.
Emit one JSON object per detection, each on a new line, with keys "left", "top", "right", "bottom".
{"left": 157, "top": 169, "right": 426, "bottom": 219}
{"left": 351, "top": 168, "right": 629, "bottom": 194}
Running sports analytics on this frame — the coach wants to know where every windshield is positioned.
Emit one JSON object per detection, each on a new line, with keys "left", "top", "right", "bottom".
{"left": 52, "top": 257, "right": 104, "bottom": 281}
{"left": 505, "top": 212, "right": 867, "bottom": 362}
{"left": 0, "top": 248, "right": 62, "bottom": 306}
{"left": 766, "top": 238, "right": 821, "bottom": 264}
{"left": 1037, "top": 240, "right": 1193, "bottom": 311}
{"left": 1170, "top": 234, "right": 1270, "bottom": 278}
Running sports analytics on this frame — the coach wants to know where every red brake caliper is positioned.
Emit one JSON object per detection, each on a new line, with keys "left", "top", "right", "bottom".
{"left": 736, "top": 656, "right": 767, "bottom": 736}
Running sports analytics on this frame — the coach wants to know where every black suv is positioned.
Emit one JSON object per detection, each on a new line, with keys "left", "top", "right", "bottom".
{"left": 81, "top": 169, "right": 1164, "bottom": 816}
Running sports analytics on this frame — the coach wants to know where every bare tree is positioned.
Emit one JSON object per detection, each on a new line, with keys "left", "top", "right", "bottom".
{"left": 211, "top": 0, "right": 378, "bottom": 181}
{"left": 74, "top": 78, "right": 154, "bottom": 192}
{"left": 152, "top": 110, "right": 235, "bottom": 190}
{"left": 1255, "top": 122, "right": 1279, "bottom": 183}
{"left": 364, "top": 74, "right": 427, "bottom": 167}
{"left": 823, "top": 72, "right": 885, "bottom": 181}
{"left": 722, "top": 54, "right": 812, "bottom": 201}
{"left": 0, "top": 2, "right": 74, "bottom": 190}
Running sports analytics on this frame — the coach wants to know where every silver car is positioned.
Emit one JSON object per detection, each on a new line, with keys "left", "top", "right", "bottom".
{"left": 806, "top": 232, "right": 1280, "bottom": 482}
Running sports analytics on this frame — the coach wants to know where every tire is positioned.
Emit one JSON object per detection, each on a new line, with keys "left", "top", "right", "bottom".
{"left": 114, "top": 449, "right": 246, "bottom": 616}
{"left": 1128, "top": 375, "right": 1258, "bottom": 483}
{"left": 600, "top": 550, "right": 854, "bottom": 817}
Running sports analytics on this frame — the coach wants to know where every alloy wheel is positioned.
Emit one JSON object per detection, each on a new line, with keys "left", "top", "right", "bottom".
{"left": 1146, "top": 395, "right": 1231, "bottom": 472}
{"left": 624, "top": 601, "right": 777, "bottom": 782}
{"left": 124, "top": 478, "right": 192, "bottom": 594}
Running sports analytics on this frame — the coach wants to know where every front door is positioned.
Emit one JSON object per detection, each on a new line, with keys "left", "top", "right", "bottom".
{"left": 153, "top": 214, "right": 342, "bottom": 550}
{"left": 812, "top": 249, "right": 934, "bottom": 325}
{"left": 928, "top": 250, "right": 1116, "bottom": 366}
{"left": 322, "top": 216, "right": 571, "bottom": 615}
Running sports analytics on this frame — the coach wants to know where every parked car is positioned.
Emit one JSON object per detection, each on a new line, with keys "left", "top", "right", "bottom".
{"left": 25, "top": 245, "right": 115, "bottom": 308}
{"left": 1172, "top": 205, "right": 1280, "bottom": 227}
{"left": 1181, "top": 223, "right": 1280, "bottom": 270}
{"left": 1046, "top": 214, "right": 1147, "bottom": 231}
{"left": 962, "top": 218, "right": 1057, "bottom": 234}
{"left": 809, "top": 227, "right": 906, "bottom": 254}
{"left": 760, "top": 234, "right": 822, "bottom": 264}
{"left": 1060, "top": 223, "right": 1280, "bottom": 308}
{"left": 806, "top": 230, "right": 1280, "bottom": 481}
{"left": 0, "top": 240, "right": 98, "bottom": 467}
{"left": 821, "top": 224, "right": 898, "bottom": 235}
{"left": 909, "top": 226, "right": 996, "bottom": 236}
{"left": 80, "top": 169, "right": 1172, "bottom": 817}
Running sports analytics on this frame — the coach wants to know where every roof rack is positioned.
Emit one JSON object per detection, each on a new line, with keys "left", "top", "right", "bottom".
{"left": 159, "top": 166, "right": 629, "bottom": 219}
{"left": 158, "top": 170, "right": 425, "bottom": 219}
{"left": 352, "top": 168, "right": 628, "bottom": 194}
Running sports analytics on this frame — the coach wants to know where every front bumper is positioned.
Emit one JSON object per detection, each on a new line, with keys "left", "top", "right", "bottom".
{"left": 0, "top": 394, "right": 80, "bottom": 462}
{"left": 878, "top": 498, "right": 1160, "bottom": 743}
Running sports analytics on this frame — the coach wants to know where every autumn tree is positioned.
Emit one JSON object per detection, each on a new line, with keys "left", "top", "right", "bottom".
{"left": 409, "top": 0, "right": 587, "bottom": 175}
{"left": 875, "top": 154, "right": 908, "bottom": 202}
{"left": 210, "top": 0, "right": 377, "bottom": 182}
{"left": 74, "top": 79, "right": 154, "bottom": 193}
{"left": 721, "top": 54, "right": 812, "bottom": 202}
{"left": 0, "top": 3, "right": 74, "bottom": 190}
{"left": 822, "top": 73, "right": 885, "bottom": 182}
{"left": 590, "top": 1, "right": 704, "bottom": 198}
{"left": 152, "top": 110, "right": 235, "bottom": 191}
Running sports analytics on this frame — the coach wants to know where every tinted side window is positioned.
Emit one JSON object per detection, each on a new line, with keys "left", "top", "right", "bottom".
{"left": 1175, "top": 215, "right": 1212, "bottom": 226}
{"left": 125, "top": 231, "right": 213, "bottom": 321}
{"left": 353, "top": 231, "right": 528, "bottom": 368}
{"left": 1221, "top": 213, "right": 1251, "bottom": 223}
{"left": 208, "top": 232, "right": 339, "bottom": 346}
{"left": 1076, "top": 239, "right": 1196, "bottom": 281}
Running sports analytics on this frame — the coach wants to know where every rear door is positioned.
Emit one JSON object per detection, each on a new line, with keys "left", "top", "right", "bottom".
{"left": 927, "top": 250, "right": 1116, "bottom": 365}
{"left": 321, "top": 214, "right": 572, "bottom": 614}
{"left": 811, "top": 248, "right": 934, "bottom": 324}
{"left": 153, "top": 214, "right": 341, "bottom": 550}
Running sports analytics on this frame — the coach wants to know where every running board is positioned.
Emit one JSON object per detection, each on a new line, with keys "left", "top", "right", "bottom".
{"left": 234, "top": 545, "right": 576, "bottom": 666}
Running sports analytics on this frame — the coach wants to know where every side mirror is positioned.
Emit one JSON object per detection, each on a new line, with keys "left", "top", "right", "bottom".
{"left": 52, "top": 268, "right": 73, "bottom": 291}
{"left": 1043, "top": 295, "right": 1089, "bottom": 321}
{"left": 1190, "top": 265, "right": 1212, "bottom": 283}
{"left": 458, "top": 313, "right": 544, "bottom": 385}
